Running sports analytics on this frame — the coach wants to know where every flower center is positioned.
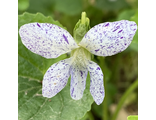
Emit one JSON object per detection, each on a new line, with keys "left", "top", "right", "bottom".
{"left": 70, "top": 47, "right": 91, "bottom": 67}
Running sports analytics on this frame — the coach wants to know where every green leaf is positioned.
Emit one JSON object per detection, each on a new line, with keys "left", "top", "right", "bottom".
{"left": 54, "top": 0, "right": 83, "bottom": 15}
{"left": 130, "top": 10, "right": 138, "bottom": 51}
{"left": 24, "top": 0, "right": 83, "bottom": 16}
{"left": 94, "top": 0, "right": 130, "bottom": 11}
{"left": 80, "top": 111, "right": 94, "bottom": 120}
{"left": 18, "top": 12, "right": 94, "bottom": 120}
{"left": 25, "top": 0, "right": 55, "bottom": 16}
{"left": 130, "top": 10, "right": 138, "bottom": 42}
{"left": 18, "top": 0, "right": 29, "bottom": 11}
{"left": 117, "top": 9, "right": 136, "bottom": 21}
{"left": 127, "top": 115, "right": 138, "bottom": 120}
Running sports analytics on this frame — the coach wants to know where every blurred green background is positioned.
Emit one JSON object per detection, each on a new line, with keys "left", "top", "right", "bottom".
{"left": 18, "top": 0, "right": 138, "bottom": 120}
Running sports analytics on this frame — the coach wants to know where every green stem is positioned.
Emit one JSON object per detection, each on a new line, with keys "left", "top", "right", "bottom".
{"left": 88, "top": 111, "right": 94, "bottom": 120}
{"left": 99, "top": 57, "right": 108, "bottom": 120}
{"left": 103, "top": 84, "right": 108, "bottom": 120}
{"left": 111, "top": 79, "right": 138, "bottom": 120}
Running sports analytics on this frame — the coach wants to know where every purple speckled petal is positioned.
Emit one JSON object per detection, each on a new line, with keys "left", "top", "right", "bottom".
{"left": 79, "top": 20, "right": 137, "bottom": 56}
{"left": 19, "top": 23, "right": 79, "bottom": 58}
{"left": 42, "top": 58, "right": 72, "bottom": 98}
{"left": 70, "top": 64, "right": 88, "bottom": 100}
{"left": 87, "top": 60, "right": 104, "bottom": 105}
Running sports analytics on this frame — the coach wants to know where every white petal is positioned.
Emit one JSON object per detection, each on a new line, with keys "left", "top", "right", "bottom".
{"left": 19, "top": 23, "right": 79, "bottom": 58}
{"left": 42, "top": 58, "right": 72, "bottom": 98}
{"left": 79, "top": 20, "right": 137, "bottom": 56}
{"left": 70, "top": 64, "right": 88, "bottom": 100}
{"left": 87, "top": 60, "right": 104, "bottom": 105}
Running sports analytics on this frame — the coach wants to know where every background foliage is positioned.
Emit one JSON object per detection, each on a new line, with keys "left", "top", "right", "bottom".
{"left": 18, "top": 0, "right": 138, "bottom": 120}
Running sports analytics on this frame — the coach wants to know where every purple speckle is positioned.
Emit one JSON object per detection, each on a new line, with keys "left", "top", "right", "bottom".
{"left": 118, "top": 30, "right": 123, "bottom": 33}
{"left": 63, "top": 34, "right": 69, "bottom": 44}
{"left": 113, "top": 26, "right": 120, "bottom": 32}
{"left": 105, "top": 23, "right": 109, "bottom": 27}
{"left": 37, "top": 23, "right": 41, "bottom": 27}
{"left": 100, "top": 91, "right": 104, "bottom": 94}
{"left": 80, "top": 71, "right": 83, "bottom": 77}
{"left": 116, "top": 26, "right": 120, "bottom": 29}
{"left": 89, "top": 67, "right": 94, "bottom": 70}
{"left": 71, "top": 87, "right": 74, "bottom": 95}
{"left": 96, "top": 67, "right": 100, "bottom": 70}
{"left": 95, "top": 49, "right": 100, "bottom": 52}
{"left": 113, "top": 29, "right": 118, "bottom": 32}
{"left": 100, "top": 39, "right": 102, "bottom": 43}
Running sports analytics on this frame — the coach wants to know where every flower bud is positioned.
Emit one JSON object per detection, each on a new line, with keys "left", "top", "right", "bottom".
{"left": 73, "top": 12, "right": 90, "bottom": 44}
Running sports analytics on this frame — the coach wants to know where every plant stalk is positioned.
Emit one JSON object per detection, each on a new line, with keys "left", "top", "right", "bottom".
{"left": 111, "top": 79, "right": 138, "bottom": 120}
{"left": 99, "top": 57, "right": 108, "bottom": 120}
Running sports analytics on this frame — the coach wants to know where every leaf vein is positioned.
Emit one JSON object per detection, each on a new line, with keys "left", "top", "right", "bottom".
{"left": 58, "top": 93, "right": 64, "bottom": 117}
{"left": 18, "top": 75, "right": 41, "bottom": 82}
{"left": 19, "top": 88, "right": 42, "bottom": 109}
{"left": 18, "top": 53, "right": 44, "bottom": 75}
{"left": 18, "top": 86, "right": 41, "bottom": 93}
{"left": 28, "top": 98, "right": 48, "bottom": 120}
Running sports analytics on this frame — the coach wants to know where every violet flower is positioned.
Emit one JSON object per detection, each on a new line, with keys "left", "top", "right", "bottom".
{"left": 19, "top": 14, "right": 137, "bottom": 105}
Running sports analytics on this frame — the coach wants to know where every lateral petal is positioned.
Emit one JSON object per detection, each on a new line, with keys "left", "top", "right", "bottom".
{"left": 19, "top": 23, "right": 79, "bottom": 58}
{"left": 79, "top": 20, "right": 137, "bottom": 56}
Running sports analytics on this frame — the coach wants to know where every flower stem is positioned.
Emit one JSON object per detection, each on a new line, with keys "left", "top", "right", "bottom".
{"left": 103, "top": 83, "right": 108, "bottom": 120}
{"left": 111, "top": 79, "right": 138, "bottom": 120}
{"left": 98, "top": 56, "right": 108, "bottom": 120}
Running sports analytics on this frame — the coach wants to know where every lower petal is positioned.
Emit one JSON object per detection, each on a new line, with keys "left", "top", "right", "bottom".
{"left": 87, "top": 60, "right": 105, "bottom": 105}
{"left": 70, "top": 64, "right": 88, "bottom": 100}
{"left": 42, "top": 58, "right": 72, "bottom": 98}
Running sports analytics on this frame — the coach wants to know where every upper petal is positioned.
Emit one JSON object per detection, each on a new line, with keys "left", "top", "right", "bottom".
{"left": 87, "top": 60, "right": 105, "bottom": 105}
{"left": 70, "top": 63, "right": 88, "bottom": 100}
{"left": 42, "top": 58, "right": 72, "bottom": 98}
{"left": 79, "top": 20, "right": 137, "bottom": 56}
{"left": 19, "top": 23, "right": 79, "bottom": 58}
